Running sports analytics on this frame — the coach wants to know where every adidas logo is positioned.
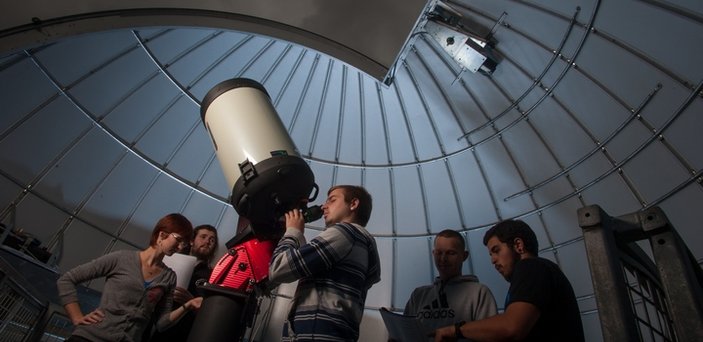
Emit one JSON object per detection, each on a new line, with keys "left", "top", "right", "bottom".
{"left": 417, "top": 296, "right": 455, "bottom": 319}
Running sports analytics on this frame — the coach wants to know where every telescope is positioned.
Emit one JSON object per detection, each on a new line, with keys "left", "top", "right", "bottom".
{"left": 189, "top": 78, "right": 322, "bottom": 342}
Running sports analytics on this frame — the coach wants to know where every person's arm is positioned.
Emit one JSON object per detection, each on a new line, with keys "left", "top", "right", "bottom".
{"left": 63, "top": 302, "right": 105, "bottom": 326}
{"left": 269, "top": 210, "right": 354, "bottom": 285}
{"left": 433, "top": 301, "right": 540, "bottom": 342}
{"left": 166, "top": 297, "right": 203, "bottom": 323}
{"left": 56, "top": 252, "right": 120, "bottom": 324}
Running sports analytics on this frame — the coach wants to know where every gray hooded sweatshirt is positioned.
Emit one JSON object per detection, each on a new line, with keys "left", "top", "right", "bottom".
{"left": 404, "top": 274, "right": 498, "bottom": 340}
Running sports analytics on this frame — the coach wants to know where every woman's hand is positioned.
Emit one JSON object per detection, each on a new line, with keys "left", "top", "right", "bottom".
{"left": 76, "top": 308, "right": 105, "bottom": 326}
{"left": 172, "top": 286, "right": 194, "bottom": 305}
{"left": 184, "top": 297, "right": 203, "bottom": 311}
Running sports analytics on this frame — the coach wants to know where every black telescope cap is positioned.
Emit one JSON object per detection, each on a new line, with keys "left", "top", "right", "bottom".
{"left": 200, "top": 78, "right": 271, "bottom": 123}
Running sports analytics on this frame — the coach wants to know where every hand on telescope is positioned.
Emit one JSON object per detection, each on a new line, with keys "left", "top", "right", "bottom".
{"left": 284, "top": 209, "right": 305, "bottom": 233}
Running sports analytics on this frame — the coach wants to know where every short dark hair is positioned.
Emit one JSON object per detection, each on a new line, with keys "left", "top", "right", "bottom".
{"left": 483, "top": 219, "right": 538, "bottom": 255}
{"left": 436, "top": 229, "right": 466, "bottom": 251}
{"left": 329, "top": 185, "right": 372, "bottom": 226}
{"left": 149, "top": 213, "right": 193, "bottom": 247}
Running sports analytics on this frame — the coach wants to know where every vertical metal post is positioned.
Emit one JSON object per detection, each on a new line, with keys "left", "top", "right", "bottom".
{"left": 577, "top": 204, "right": 640, "bottom": 342}
{"left": 641, "top": 207, "right": 703, "bottom": 342}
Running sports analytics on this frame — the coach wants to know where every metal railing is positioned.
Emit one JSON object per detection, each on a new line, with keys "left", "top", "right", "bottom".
{"left": 578, "top": 205, "right": 703, "bottom": 342}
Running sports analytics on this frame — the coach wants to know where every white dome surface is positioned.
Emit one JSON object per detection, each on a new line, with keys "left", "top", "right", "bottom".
{"left": 0, "top": 1, "right": 701, "bottom": 341}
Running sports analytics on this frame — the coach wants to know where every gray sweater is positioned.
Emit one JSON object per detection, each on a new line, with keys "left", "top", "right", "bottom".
{"left": 57, "top": 250, "right": 176, "bottom": 342}
{"left": 404, "top": 275, "right": 498, "bottom": 340}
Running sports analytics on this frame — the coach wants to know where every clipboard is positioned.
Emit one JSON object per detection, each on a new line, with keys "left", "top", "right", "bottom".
{"left": 379, "top": 307, "right": 428, "bottom": 342}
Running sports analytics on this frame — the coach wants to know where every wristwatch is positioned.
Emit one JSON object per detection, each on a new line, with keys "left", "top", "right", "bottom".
{"left": 454, "top": 320, "right": 466, "bottom": 339}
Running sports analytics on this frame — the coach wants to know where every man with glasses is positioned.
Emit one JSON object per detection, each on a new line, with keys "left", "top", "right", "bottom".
{"left": 151, "top": 224, "right": 219, "bottom": 342}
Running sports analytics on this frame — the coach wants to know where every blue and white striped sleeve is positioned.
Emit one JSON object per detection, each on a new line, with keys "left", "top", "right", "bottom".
{"left": 268, "top": 224, "right": 353, "bottom": 285}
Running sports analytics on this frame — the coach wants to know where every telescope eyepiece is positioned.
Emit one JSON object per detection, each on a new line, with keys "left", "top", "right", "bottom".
{"left": 303, "top": 205, "right": 323, "bottom": 223}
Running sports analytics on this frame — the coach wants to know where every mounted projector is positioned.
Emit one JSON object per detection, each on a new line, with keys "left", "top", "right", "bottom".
{"left": 424, "top": 1, "right": 499, "bottom": 76}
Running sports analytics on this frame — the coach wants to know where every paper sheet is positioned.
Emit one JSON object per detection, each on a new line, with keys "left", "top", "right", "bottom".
{"left": 162, "top": 253, "right": 198, "bottom": 288}
{"left": 380, "top": 307, "right": 428, "bottom": 342}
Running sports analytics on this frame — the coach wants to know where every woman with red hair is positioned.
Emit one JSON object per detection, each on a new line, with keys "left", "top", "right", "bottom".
{"left": 57, "top": 213, "right": 203, "bottom": 342}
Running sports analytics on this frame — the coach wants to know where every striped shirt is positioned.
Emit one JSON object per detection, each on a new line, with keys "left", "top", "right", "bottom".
{"left": 269, "top": 222, "right": 381, "bottom": 341}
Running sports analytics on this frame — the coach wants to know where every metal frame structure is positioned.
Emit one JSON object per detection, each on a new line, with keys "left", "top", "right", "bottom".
{"left": 0, "top": 248, "right": 73, "bottom": 342}
{"left": 578, "top": 204, "right": 703, "bottom": 342}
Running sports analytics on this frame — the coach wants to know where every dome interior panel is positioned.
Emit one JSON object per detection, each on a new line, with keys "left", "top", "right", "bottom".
{"left": 59, "top": 219, "right": 117, "bottom": 272}
{"left": 605, "top": 119, "right": 655, "bottom": 162}
{"left": 330, "top": 166, "right": 363, "bottom": 192}
{"left": 364, "top": 169, "right": 393, "bottom": 235}
{"left": 378, "top": 86, "right": 416, "bottom": 163}
{"left": 623, "top": 143, "right": 692, "bottom": 204}
{"left": 166, "top": 124, "right": 215, "bottom": 181}
{"left": 34, "top": 128, "right": 125, "bottom": 207}
{"left": 598, "top": 0, "right": 703, "bottom": 80}
{"left": 490, "top": 25, "right": 557, "bottom": 80}
{"left": 308, "top": 62, "right": 345, "bottom": 159}
{"left": 14, "top": 193, "right": 70, "bottom": 245}
{"left": 538, "top": 198, "right": 588, "bottom": 245}
{"left": 360, "top": 80, "right": 391, "bottom": 166}
{"left": 527, "top": 98, "right": 594, "bottom": 166}
{"left": 80, "top": 154, "right": 159, "bottom": 229}
{"left": 475, "top": 141, "right": 536, "bottom": 218}
{"left": 0, "top": 1, "right": 700, "bottom": 340}
{"left": 68, "top": 48, "right": 157, "bottom": 117}
{"left": 180, "top": 193, "right": 226, "bottom": 229}
{"left": 101, "top": 76, "right": 181, "bottom": 143}
{"left": 287, "top": 61, "right": 330, "bottom": 155}
{"left": 658, "top": 186, "right": 703, "bottom": 262}
{"left": 140, "top": 28, "right": 221, "bottom": 64}
{"left": 164, "top": 34, "right": 261, "bottom": 89}
{"left": 33, "top": 30, "right": 137, "bottom": 86}
{"left": 580, "top": 173, "right": 641, "bottom": 213}
{"left": 575, "top": 34, "right": 674, "bottom": 107}
{"left": 408, "top": 63, "right": 472, "bottom": 154}
{"left": 336, "top": 72, "right": 365, "bottom": 164}
{"left": 500, "top": 119, "right": 562, "bottom": 184}
{"left": 116, "top": 175, "right": 193, "bottom": 246}
{"left": 528, "top": 177, "right": 579, "bottom": 208}
{"left": 422, "top": 161, "right": 464, "bottom": 232}
{"left": 389, "top": 70, "right": 443, "bottom": 161}
{"left": 392, "top": 236, "right": 432, "bottom": 307}
{"left": 196, "top": 157, "right": 230, "bottom": 199}
{"left": 0, "top": 176, "right": 22, "bottom": 209}
{"left": 0, "top": 59, "right": 57, "bottom": 133}
{"left": 133, "top": 97, "right": 201, "bottom": 164}
{"left": 0, "top": 97, "right": 92, "bottom": 184}
{"left": 364, "top": 237, "right": 393, "bottom": 308}
{"left": 448, "top": 155, "right": 499, "bottom": 227}
{"left": 490, "top": 60, "right": 544, "bottom": 106}
{"left": 392, "top": 167, "right": 429, "bottom": 235}
{"left": 665, "top": 101, "right": 703, "bottom": 170}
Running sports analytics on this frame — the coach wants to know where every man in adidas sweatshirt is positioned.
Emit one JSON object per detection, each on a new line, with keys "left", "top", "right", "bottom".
{"left": 404, "top": 229, "right": 497, "bottom": 340}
